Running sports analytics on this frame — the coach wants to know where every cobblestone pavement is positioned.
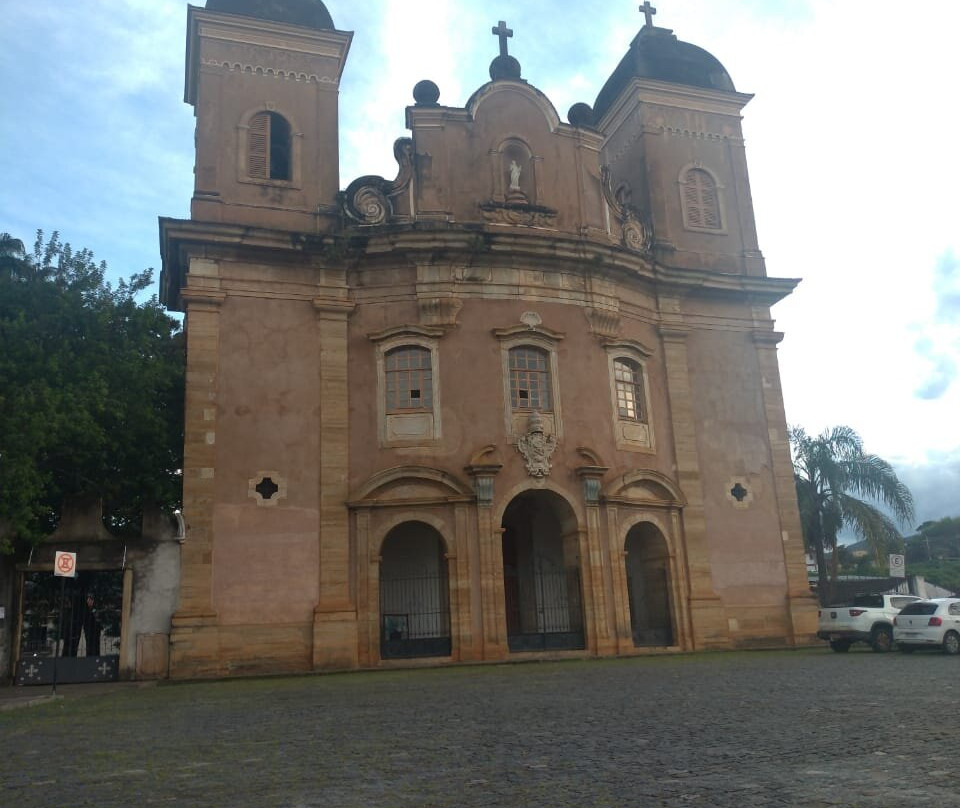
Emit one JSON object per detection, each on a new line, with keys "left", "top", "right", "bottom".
{"left": 1, "top": 648, "right": 957, "bottom": 808}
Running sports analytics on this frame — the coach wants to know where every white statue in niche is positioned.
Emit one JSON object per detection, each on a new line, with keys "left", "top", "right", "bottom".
{"left": 509, "top": 160, "right": 522, "bottom": 191}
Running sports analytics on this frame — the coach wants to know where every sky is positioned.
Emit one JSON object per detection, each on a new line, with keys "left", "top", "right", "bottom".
{"left": 2, "top": 1, "right": 958, "bottom": 528}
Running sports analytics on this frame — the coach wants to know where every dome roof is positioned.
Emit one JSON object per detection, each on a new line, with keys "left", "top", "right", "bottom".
{"left": 205, "top": 0, "right": 335, "bottom": 30}
{"left": 594, "top": 27, "right": 735, "bottom": 121}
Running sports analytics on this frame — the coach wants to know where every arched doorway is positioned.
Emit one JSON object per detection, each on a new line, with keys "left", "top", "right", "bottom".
{"left": 379, "top": 522, "right": 451, "bottom": 659}
{"left": 501, "top": 490, "right": 584, "bottom": 652}
{"left": 624, "top": 522, "right": 674, "bottom": 647}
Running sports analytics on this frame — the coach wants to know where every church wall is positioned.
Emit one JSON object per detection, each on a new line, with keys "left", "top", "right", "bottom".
{"left": 346, "top": 290, "right": 680, "bottom": 493}
{"left": 211, "top": 294, "right": 321, "bottom": 628}
{"left": 685, "top": 325, "right": 797, "bottom": 642}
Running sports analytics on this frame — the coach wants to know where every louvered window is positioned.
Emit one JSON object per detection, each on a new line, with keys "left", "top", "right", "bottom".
{"left": 509, "top": 347, "right": 552, "bottom": 411}
{"left": 247, "top": 112, "right": 292, "bottom": 181}
{"left": 682, "top": 168, "right": 721, "bottom": 230}
{"left": 614, "top": 359, "right": 645, "bottom": 422}
{"left": 385, "top": 346, "right": 433, "bottom": 413}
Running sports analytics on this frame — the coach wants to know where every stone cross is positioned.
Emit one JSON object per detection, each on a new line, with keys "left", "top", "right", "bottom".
{"left": 639, "top": 2, "right": 657, "bottom": 27}
{"left": 492, "top": 20, "right": 513, "bottom": 57}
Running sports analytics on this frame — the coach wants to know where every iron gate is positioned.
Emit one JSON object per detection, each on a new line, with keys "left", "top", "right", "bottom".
{"left": 504, "top": 556, "right": 585, "bottom": 652}
{"left": 16, "top": 570, "right": 123, "bottom": 685}
{"left": 627, "top": 567, "right": 674, "bottom": 647}
{"left": 380, "top": 571, "right": 452, "bottom": 659}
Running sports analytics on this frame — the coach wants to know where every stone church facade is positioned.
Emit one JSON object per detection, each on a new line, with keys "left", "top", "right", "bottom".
{"left": 159, "top": 0, "right": 816, "bottom": 678}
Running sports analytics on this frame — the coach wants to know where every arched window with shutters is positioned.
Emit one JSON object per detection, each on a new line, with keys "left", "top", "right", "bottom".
{"left": 679, "top": 165, "right": 724, "bottom": 232}
{"left": 247, "top": 111, "right": 292, "bottom": 181}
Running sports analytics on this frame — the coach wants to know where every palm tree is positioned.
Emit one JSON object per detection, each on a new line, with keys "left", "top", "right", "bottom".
{"left": 789, "top": 425, "right": 914, "bottom": 605}
{"left": 0, "top": 232, "right": 27, "bottom": 276}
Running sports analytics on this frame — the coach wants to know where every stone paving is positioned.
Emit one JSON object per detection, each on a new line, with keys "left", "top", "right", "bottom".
{"left": 1, "top": 648, "right": 957, "bottom": 807}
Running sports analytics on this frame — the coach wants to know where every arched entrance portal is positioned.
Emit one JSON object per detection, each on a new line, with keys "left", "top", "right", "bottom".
{"left": 379, "top": 522, "right": 451, "bottom": 659}
{"left": 624, "top": 522, "right": 674, "bottom": 647}
{"left": 501, "top": 490, "right": 585, "bottom": 652}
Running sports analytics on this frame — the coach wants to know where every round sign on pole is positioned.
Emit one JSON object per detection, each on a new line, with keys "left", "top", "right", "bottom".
{"left": 54, "top": 551, "right": 77, "bottom": 578}
{"left": 889, "top": 553, "right": 905, "bottom": 578}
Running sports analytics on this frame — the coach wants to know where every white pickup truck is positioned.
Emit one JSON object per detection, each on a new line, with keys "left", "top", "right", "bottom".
{"left": 817, "top": 593, "right": 921, "bottom": 652}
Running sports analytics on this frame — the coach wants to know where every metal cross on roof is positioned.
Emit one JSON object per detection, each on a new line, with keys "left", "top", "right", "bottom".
{"left": 492, "top": 20, "right": 513, "bottom": 57}
{"left": 639, "top": 2, "right": 657, "bottom": 27}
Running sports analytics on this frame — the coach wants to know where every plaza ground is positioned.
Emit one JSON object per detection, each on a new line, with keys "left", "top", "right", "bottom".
{"left": 1, "top": 648, "right": 957, "bottom": 807}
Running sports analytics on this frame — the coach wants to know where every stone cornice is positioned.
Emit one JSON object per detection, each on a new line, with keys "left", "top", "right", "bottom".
{"left": 598, "top": 77, "right": 753, "bottom": 137}
{"left": 186, "top": 6, "right": 353, "bottom": 105}
{"left": 160, "top": 218, "right": 799, "bottom": 312}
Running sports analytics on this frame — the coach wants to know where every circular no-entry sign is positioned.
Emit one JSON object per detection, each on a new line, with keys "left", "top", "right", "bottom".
{"left": 54, "top": 551, "right": 77, "bottom": 578}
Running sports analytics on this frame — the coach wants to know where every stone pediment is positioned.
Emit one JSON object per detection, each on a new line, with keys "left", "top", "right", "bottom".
{"left": 466, "top": 80, "right": 562, "bottom": 133}
{"left": 601, "top": 470, "right": 686, "bottom": 507}
{"left": 350, "top": 466, "right": 473, "bottom": 506}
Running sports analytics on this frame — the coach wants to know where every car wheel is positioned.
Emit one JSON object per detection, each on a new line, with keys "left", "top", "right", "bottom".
{"left": 943, "top": 631, "right": 960, "bottom": 656}
{"left": 870, "top": 626, "right": 893, "bottom": 653}
{"left": 829, "top": 640, "right": 851, "bottom": 653}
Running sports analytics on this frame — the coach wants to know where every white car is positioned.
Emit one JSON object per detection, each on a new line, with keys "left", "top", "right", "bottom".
{"left": 893, "top": 598, "right": 960, "bottom": 655}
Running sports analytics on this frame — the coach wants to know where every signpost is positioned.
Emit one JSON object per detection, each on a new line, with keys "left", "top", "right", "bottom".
{"left": 889, "top": 554, "right": 905, "bottom": 579}
{"left": 53, "top": 551, "right": 77, "bottom": 694}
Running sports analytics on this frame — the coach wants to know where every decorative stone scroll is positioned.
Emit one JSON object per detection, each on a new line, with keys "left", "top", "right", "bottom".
{"left": 600, "top": 166, "right": 653, "bottom": 254}
{"left": 342, "top": 138, "right": 414, "bottom": 225}
{"left": 516, "top": 411, "right": 558, "bottom": 478}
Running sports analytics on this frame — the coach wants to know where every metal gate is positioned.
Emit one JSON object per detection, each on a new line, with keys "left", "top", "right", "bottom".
{"left": 15, "top": 570, "right": 123, "bottom": 685}
{"left": 627, "top": 567, "right": 674, "bottom": 647}
{"left": 504, "top": 556, "right": 585, "bottom": 652}
{"left": 380, "top": 571, "right": 452, "bottom": 659}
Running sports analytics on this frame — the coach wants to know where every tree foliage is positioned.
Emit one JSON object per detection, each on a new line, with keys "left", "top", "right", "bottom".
{"left": 0, "top": 231, "right": 184, "bottom": 551}
{"left": 789, "top": 425, "right": 915, "bottom": 605}
{"left": 905, "top": 516, "right": 960, "bottom": 563}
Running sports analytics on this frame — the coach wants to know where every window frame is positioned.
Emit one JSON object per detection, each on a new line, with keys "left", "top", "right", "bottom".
{"left": 605, "top": 341, "right": 655, "bottom": 453}
{"left": 384, "top": 345, "right": 434, "bottom": 414}
{"left": 237, "top": 106, "right": 303, "bottom": 189}
{"left": 370, "top": 327, "right": 443, "bottom": 448}
{"left": 508, "top": 345, "right": 553, "bottom": 413}
{"left": 678, "top": 163, "right": 726, "bottom": 234}
{"left": 494, "top": 323, "right": 564, "bottom": 442}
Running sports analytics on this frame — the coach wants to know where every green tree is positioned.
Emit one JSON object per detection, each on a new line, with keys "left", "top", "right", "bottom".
{"left": 0, "top": 231, "right": 184, "bottom": 552}
{"left": 789, "top": 425, "right": 915, "bottom": 605}
{"left": 909, "top": 516, "right": 960, "bottom": 561}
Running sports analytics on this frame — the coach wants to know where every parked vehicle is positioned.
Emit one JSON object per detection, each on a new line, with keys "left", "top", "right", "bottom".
{"left": 817, "top": 593, "right": 921, "bottom": 652}
{"left": 893, "top": 598, "right": 960, "bottom": 655}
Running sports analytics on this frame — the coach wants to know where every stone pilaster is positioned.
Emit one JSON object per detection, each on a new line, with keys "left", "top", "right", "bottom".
{"left": 169, "top": 284, "right": 226, "bottom": 678}
{"left": 354, "top": 510, "right": 376, "bottom": 667}
{"left": 465, "top": 464, "right": 507, "bottom": 659}
{"left": 576, "top": 466, "right": 614, "bottom": 655}
{"left": 312, "top": 298, "right": 358, "bottom": 670}
{"left": 659, "top": 326, "right": 730, "bottom": 648}
{"left": 752, "top": 331, "right": 818, "bottom": 644}
{"left": 450, "top": 503, "right": 477, "bottom": 661}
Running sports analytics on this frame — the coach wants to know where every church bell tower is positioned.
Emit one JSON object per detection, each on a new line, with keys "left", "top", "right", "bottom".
{"left": 184, "top": 0, "right": 352, "bottom": 232}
